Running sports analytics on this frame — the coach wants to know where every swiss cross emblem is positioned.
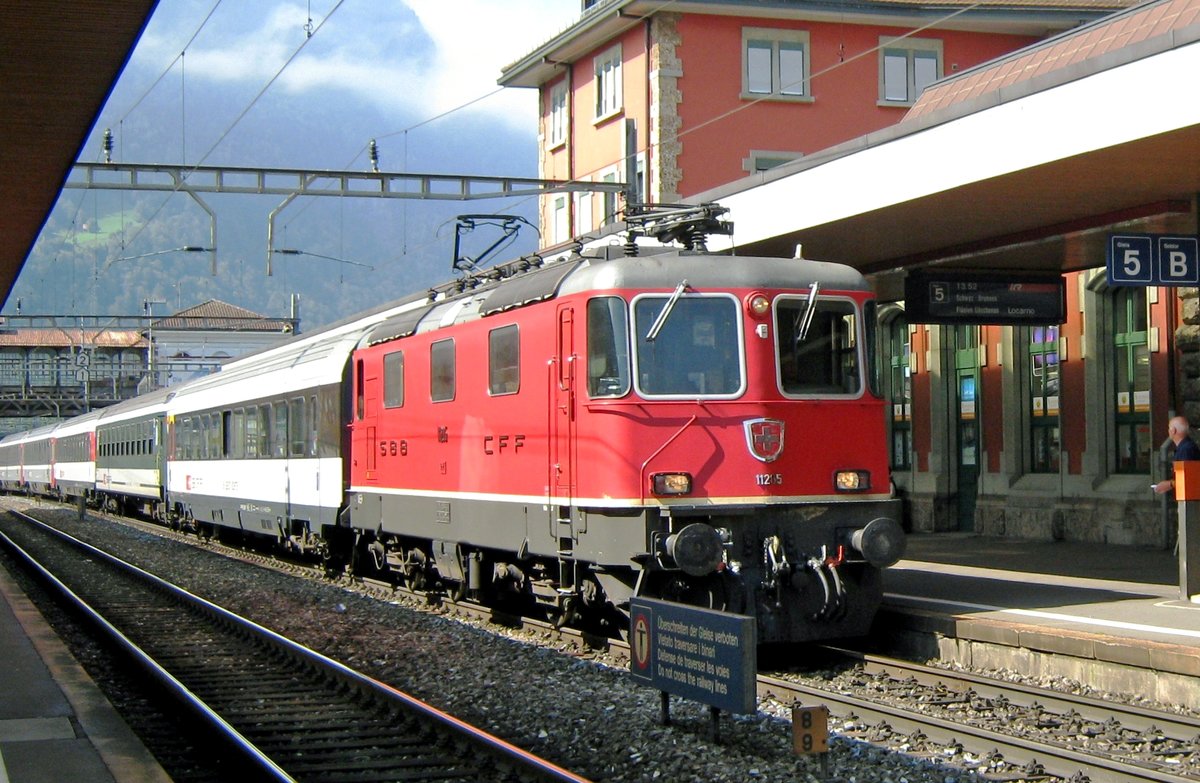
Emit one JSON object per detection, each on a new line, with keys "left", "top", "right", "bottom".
{"left": 745, "top": 418, "right": 784, "bottom": 463}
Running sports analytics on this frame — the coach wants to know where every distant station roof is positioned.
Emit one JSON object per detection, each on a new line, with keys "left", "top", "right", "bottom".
{"left": 0, "top": 1, "right": 159, "bottom": 306}
{"left": 698, "top": 0, "right": 1200, "bottom": 297}
{"left": 152, "top": 300, "right": 295, "bottom": 332}
{"left": 0, "top": 329, "right": 146, "bottom": 349}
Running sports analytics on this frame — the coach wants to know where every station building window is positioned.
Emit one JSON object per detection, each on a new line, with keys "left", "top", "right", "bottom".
{"left": 573, "top": 189, "right": 593, "bottom": 236}
{"left": 548, "top": 81, "right": 567, "bottom": 148}
{"left": 743, "top": 27, "right": 810, "bottom": 100}
{"left": 1113, "top": 288, "right": 1151, "bottom": 473}
{"left": 884, "top": 316, "right": 912, "bottom": 470}
{"left": 1029, "top": 325, "right": 1060, "bottom": 473}
{"left": 553, "top": 196, "right": 569, "bottom": 245}
{"left": 879, "top": 36, "right": 941, "bottom": 106}
{"left": 601, "top": 171, "right": 619, "bottom": 226}
{"left": 593, "top": 44, "right": 622, "bottom": 120}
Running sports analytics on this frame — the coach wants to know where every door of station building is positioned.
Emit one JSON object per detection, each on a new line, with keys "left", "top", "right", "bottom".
{"left": 953, "top": 327, "right": 979, "bottom": 531}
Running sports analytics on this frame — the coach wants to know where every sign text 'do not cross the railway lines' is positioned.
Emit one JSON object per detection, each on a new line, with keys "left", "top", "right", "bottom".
{"left": 629, "top": 597, "right": 756, "bottom": 714}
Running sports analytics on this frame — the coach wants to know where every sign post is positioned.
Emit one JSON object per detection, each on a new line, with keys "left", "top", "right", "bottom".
{"left": 629, "top": 597, "right": 756, "bottom": 740}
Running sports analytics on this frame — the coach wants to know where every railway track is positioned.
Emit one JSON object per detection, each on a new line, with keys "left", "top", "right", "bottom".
{"left": 757, "top": 650, "right": 1200, "bottom": 783}
{"left": 13, "top": 498, "right": 1200, "bottom": 782}
{"left": 0, "top": 507, "right": 591, "bottom": 783}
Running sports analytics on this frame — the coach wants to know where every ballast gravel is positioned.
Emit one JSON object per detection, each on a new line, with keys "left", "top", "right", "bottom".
{"left": 9, "top": 501, "right": 1049, "bottom": 783}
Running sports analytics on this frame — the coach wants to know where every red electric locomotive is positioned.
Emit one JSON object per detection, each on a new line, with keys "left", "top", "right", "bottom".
{"left": 347, "top": 207, "right": 904, "bottom": 644}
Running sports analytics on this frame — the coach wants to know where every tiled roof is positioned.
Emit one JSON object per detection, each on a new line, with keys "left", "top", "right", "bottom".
{"left": 906, "top": 0, "right": 1199, "bottom": 120}
{"left": 0, "top": 329, "right": 145, "bottom": 349}
{"left": 153, "top": 299, "right": 293, "bottom": 332}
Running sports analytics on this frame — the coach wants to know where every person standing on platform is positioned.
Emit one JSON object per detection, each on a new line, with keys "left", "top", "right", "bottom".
{"left": 1153, "top": 415, "right": 1200, "bottom": 495}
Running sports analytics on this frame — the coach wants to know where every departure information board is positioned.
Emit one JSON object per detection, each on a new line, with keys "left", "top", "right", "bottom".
{"left": 905, "top": 271, "right": 1065, "bottom": 325}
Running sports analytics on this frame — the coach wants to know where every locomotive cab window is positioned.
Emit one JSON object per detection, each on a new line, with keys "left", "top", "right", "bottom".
{"left": 775, "top": 296, "right": 862, "bottom": 396}
{"left": 489, "top": 325, "right": 520, "bottom": 396}
{"left": 632, "top": 293, "right": 744, "bottom": 398}
{"left": 587, "top": 297, "right": 631, "bottom": 398}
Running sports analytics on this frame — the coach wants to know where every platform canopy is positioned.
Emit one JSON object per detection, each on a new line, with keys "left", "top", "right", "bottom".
{"left": 0, "top": 0, "right": 160, "bottom": 306}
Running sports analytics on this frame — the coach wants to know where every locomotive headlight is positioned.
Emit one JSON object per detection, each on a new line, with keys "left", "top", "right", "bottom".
{"left": 652, "top": 472, "right": 692, "bottom": 495}
{"left": 834, "top": 470, "right": 870, "bottom": 492}
{"left": 746, "top": 293, "right": 771, "bottom": 317}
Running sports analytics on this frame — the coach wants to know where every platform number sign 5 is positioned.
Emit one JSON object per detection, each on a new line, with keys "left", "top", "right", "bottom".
{"left": 1108, "top": 234, "right": 1200, "bottom": 287}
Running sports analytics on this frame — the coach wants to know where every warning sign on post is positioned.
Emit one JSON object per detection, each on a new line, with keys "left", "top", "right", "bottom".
{"left": 629, "top": 597, "right": 756, "bottom": 714}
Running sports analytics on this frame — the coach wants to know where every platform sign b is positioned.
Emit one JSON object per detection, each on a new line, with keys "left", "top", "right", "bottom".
{"left": 1159, "top": 236, "right": 1200, "bottom": 285}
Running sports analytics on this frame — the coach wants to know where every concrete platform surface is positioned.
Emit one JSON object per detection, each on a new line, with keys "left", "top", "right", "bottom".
{"left": 880, "top": 532, "right": 1200, "bottom": 700}
{"left": 0, "top": 565, "right": 169, "bottom": 783}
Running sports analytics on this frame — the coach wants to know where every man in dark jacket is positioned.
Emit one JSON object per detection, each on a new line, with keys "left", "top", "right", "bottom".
{"left": 1154, "top": 416, "right": 1200, "bottom": 496}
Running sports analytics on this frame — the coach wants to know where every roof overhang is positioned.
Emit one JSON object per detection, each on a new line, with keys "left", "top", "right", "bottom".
{"left": 697, "top": 31, "right": 1200, "bottom": 300}
{"left": 0, "top": 1, "right": 160, "bottom": 307}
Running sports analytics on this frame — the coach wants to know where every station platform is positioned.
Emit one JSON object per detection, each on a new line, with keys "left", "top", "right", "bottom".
{"left": 879, "top": 532, "right": 1200, "bottom": 701}
{"left": 0, "top": 566, "right": 169, "bottom": 783}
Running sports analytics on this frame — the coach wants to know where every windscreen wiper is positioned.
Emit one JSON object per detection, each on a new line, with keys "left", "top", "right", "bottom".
{"left": 646, "top": 280, "right": 689, "bottom": 342}
{"left": 797, "top": 281, "right": 820, "bottom": 342}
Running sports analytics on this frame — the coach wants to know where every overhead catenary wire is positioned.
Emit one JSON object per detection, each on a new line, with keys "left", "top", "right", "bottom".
{"left": 117, "top": 0, "right": 347, "bottom": 260}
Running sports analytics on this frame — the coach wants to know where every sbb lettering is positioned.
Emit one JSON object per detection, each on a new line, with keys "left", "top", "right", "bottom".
{"left": 483, "top": 434, "right": 525, "bottom": 455}
{"left": 378, "top": 439, "right": 408, "bottom": 457}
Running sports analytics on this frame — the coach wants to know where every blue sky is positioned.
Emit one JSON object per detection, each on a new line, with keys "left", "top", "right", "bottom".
{"left": 14, "top": 1, "right": 584, "bottom": 325}
{"left": 105, "top": 0, "right": 580, "bottom": 166}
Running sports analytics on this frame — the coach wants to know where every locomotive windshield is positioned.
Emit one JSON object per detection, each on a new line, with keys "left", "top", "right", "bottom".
{"left": 632, "top": 293, "right": 744, "bottom": 397}
{"left": 776, "top": 295, "right": 862, "bottom": 396}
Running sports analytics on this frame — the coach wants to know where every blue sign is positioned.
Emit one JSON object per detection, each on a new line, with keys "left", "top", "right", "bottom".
{"left": 629, "top": 597, "right": 756, "bottom": 714}
{"left": 1108, "top": 234, "right": 1199, "bottom": 286}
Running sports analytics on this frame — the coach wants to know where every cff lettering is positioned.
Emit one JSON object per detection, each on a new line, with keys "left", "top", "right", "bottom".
{"left": 483, "top": 434, "right": 525, "bottom": 455}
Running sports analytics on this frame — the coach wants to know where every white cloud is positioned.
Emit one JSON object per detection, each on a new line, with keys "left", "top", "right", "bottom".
{"left": 127, "top": 0, "right": 580, "bottom": 129}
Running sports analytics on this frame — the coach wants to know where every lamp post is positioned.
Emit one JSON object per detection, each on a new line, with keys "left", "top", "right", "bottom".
{"left": 143, "top": 300, "right": 165, "bottom": 390}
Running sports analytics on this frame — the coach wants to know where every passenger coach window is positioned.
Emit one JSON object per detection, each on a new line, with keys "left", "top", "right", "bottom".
{"left": 272, "top": 402, "right": 287, "bottom": 457}
{"left": 776, "top": 297, "right": 861, "bottom": 396}
{"left": 587, "top": 297, "right": 630, "bottom": 398}
{"left": 245, "top": 406, "right": 260, "bottom": 458}
{"left": 289, "top": 398, "right": 306, "bottom": 455}
{"left": 383, "top": 351, "right": 404, "bottom": 408}
{"left": 488, "top": 325, "right": 519, "bottom": 395}
{"left": 257, "top": 407, "right": 271, "bottom": 458}
{"left": 633, "top": 295, "right": 742, "bottom": 397}
{"left": 431, "top": 339, "right": 455, "bottom": 402}
{"left": 229, "top": 409, "right": 246, "bottom": 459}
